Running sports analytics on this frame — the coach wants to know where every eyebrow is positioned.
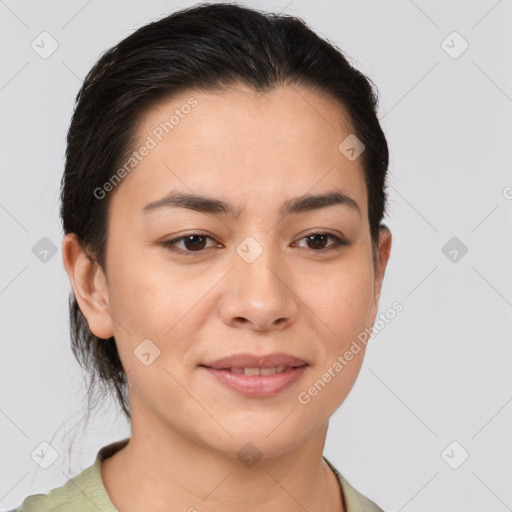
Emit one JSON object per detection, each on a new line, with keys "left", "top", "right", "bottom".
{"left": 142, "top": 189, "right": 361, "bottom": 218}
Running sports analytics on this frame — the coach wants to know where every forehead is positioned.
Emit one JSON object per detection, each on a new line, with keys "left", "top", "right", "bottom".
{"left": 110, "top": 83, "right": 368, "bottom": 219}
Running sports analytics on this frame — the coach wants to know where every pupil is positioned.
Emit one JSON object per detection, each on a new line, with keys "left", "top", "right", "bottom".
{"left": 308, "top": 234, "right": 326, "bottom": 249}
{"left": 186, "top": 235, "right": 206, "bottom": 250}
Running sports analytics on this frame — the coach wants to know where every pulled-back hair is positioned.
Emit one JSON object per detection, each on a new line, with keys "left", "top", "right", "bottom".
{"left": 60, "top": 2, "right": 389, "bottom": 422}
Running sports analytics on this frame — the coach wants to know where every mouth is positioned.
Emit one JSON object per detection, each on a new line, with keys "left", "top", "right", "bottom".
{"left": 200, "top": 365, "right": 306, "bottom": 375}
{"left": 201, "top": 352, "right": 309, "bottom": 371}
{"left": 199, "top": 356, "right": 309, "bottom": 397}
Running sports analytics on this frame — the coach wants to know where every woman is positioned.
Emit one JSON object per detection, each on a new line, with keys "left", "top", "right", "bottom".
{"left": 14, "top": 3, "right": 392, "bottom": 511}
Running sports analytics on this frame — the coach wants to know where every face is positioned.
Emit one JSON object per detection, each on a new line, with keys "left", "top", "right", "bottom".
{"left": 68, "top": 83, "right": 391, "bottom": 458}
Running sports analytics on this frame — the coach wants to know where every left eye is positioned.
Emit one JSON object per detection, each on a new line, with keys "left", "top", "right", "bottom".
{"left": 294, "top": 232, "right": 346, "bottom": 251}
{"left": 161, "top": 232, "right": 346, "bottom": 255}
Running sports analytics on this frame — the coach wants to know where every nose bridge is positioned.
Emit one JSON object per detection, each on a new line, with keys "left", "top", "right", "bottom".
{"left": 234, "top": 233, "right": 286, "bottom": 297}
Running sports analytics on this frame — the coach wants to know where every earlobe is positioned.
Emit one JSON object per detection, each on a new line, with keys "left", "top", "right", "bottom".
{"left": 61, "top": 233, "right": 114, "bottom": 339}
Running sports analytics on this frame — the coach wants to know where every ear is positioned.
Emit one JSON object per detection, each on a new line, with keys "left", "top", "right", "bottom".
{"left": 368, "top": 225, "right": 392, "bottom": 322}
{"left": 61, "top": 233, "right": 114, "bottom": 339}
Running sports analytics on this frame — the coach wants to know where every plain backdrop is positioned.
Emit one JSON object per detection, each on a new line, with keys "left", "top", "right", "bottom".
{"left": 1, "top": 1, "right": 511, "bottom": 510}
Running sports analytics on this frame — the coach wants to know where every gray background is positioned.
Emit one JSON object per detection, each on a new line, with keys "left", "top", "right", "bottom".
{"left": 1, "top": 0, "right": 511, "bottom": 510}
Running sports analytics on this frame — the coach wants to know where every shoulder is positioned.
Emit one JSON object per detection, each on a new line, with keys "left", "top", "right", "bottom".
{"left": 323, "top": 456, "right": 386, "bottom": 512}
{"left": 11, "top": 440, "right": 128, "bottom": 512}
{"left": 12, "top": 466, "right": 104, "bottom": 512}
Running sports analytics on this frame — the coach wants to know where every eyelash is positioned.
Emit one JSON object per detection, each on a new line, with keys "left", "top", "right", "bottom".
{"left": 160, "top": 231, "right": 348, "bottom": 256}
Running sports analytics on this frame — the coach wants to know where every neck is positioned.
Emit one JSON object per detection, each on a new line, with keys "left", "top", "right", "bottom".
{"left": 101, "top": 397, "right": 344, "bottom": 512}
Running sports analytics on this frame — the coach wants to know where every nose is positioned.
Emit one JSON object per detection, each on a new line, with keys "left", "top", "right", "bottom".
{"left": 218, "top": 239, "right": 299, "bottom": 332}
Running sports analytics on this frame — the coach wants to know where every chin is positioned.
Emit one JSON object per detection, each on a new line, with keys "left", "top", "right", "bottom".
{"left": 203, "top": 420, "right": 318, "bottom": 461}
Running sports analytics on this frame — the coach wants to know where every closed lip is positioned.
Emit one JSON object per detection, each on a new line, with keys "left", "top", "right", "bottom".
{"left": 200, "top": 352, "right": 308, "bottom": 370}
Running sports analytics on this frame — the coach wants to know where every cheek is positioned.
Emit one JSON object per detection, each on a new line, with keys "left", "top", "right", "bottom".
{"left": 294, "top": 265, "right": 373, "bottom": 416}
{"left": 105, "top": 263, "right": 197, "bottom": 408}
{"left": 105, "top": 250, "right": 210, "bottom": 365}
{"left": 107, "top": 246, "right": 181, "bottom": 325}
{"left": 301, "top": 261, "right": 375, "bottom": 343}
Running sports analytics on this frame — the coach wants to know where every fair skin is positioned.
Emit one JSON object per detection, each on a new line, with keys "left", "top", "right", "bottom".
{"left": 62, "top": 83, "right": 391, "bottom": 512}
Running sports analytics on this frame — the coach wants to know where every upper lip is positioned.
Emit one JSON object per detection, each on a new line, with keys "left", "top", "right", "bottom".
{"left": 201, "top": 352, "right": 308, "bottom": 370}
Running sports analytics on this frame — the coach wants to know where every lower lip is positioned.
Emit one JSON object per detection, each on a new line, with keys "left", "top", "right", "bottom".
{"left": 202, "top": 366, "right": 308, "bottom": 397}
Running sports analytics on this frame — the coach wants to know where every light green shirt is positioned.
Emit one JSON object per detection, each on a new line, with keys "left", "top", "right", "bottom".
{"left": 12, "top": 438, "right": 384, "bottom": 511}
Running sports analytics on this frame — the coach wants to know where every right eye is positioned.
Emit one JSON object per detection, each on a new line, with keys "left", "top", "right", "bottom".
{"left": 159, "top": 232, "right": 221, "bottom": 255}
